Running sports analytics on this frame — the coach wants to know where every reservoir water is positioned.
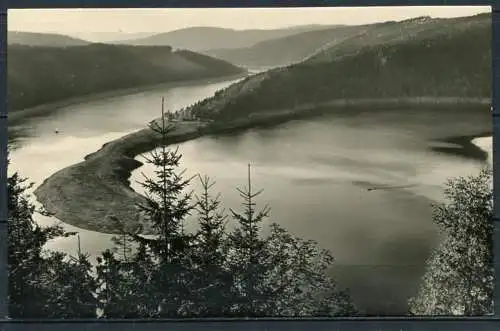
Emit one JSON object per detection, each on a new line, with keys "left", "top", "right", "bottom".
{"left": 8, "top": 76, "right": 492, "bottom": 314}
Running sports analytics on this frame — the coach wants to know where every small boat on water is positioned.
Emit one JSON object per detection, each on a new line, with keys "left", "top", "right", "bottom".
{"left": 54, "top": 128, "right": 60, "bottom": 134}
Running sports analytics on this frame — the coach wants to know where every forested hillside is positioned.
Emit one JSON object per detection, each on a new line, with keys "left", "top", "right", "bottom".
{"left": 187, "top": 13, "right": 490, "bottom": 121}
{"left": 8, "top": 44, "right": 245, "bottom": 111}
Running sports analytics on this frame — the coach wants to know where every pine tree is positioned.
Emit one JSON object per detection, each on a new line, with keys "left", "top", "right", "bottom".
{"left": 224, "top": 165, "right": 356, "bottom": 317}
{"left": 111, "top": 233, "right": 133, "bottom": 263}
{"left": 95, "top": 250, "right": 138, "bottom": 318}
{"left": 7, "top": 169, "right": 78, "bottom": 318}
{"left": 129, "top": 242, "right": 159, "bottom": 317}
{"left": 409, "top": 168, "right": 493, "bottom": 315}
{"left": 131, "top": 97, "right": 196, "bottom": 317}
{"left": 109, "top": 215, "right": 137, "bottom": 262}
{"left": 134, "top": 98, "right": 194, "bottom": 261}
{"left": 8, "top": 171, "right": 53, "bottom": 318}
{"left": 226, "top": 164, "right": 272, "bottom": 316}
{"left": 44, "top": 251, "right": 98, "bottom": 318}
{"left": 95, "top": 215, "right": 143, "bottom": 318}
{"left": 190, "top": 175, "right": 232, "bottom": 316}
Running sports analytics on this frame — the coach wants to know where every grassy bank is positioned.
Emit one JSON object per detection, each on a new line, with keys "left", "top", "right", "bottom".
{"left": 34, "top": 97, "right": 490, "bottom": 234}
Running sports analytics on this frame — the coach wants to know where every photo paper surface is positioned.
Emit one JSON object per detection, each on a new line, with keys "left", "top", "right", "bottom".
{"left": 6, "top": 6, "right": 493, "bottom": 318}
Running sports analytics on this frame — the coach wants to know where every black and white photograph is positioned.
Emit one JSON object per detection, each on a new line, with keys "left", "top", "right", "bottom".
{"left": 6, "top": 6, "right": 493, "bottom": 318}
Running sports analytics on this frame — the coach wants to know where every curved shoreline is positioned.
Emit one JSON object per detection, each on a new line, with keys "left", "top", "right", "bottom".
{"left": 8, "top": 72, "right": 248, "bottom": 125}
{"left": 34, "top": 97, "right": 491, "bottom": 234}
{"left": 35, "top": 121, "right": 207, "bottom": 234}
{"left": 430, "top": 132, "right": 492, "bottom": 161}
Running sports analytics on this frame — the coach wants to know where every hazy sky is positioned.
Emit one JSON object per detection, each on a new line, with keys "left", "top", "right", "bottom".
{"left": 8, "top": 6, "right": 490, "bottom": 41}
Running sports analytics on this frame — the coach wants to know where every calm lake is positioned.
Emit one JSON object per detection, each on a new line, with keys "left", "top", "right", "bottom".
{"left": 8, "top": 76, "right": 492, "bottom": 315}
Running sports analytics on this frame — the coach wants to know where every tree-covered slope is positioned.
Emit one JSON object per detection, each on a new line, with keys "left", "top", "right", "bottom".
{"left": 306, "top": 14, "right": 490, "bottom": 63}
{"left": 187, "top": 13, "right": 490, "bottom": 121}
{"left": 8, "top": 44, "right": 246, "bottom": 111}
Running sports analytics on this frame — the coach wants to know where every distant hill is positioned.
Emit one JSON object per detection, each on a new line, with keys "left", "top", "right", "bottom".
{"left": 71, "top": 32, "right": 156, "bottom": 43}
{"left": 202, "top": 15, "right": 490, "bottom": 68}
{"left": 186, "top": 13, "right": 490, "bottom": 121}
{"left": 113, "top": 25, "right": 336, "bottom": 51}
{"left": 8, "top": 44, "right": 245, "bottom": 111}
{"left": 8, "top": 31, "right": 91, "bottom": 47}
{"left": 203, "top": 25, "right": 370, "bottom": 68}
